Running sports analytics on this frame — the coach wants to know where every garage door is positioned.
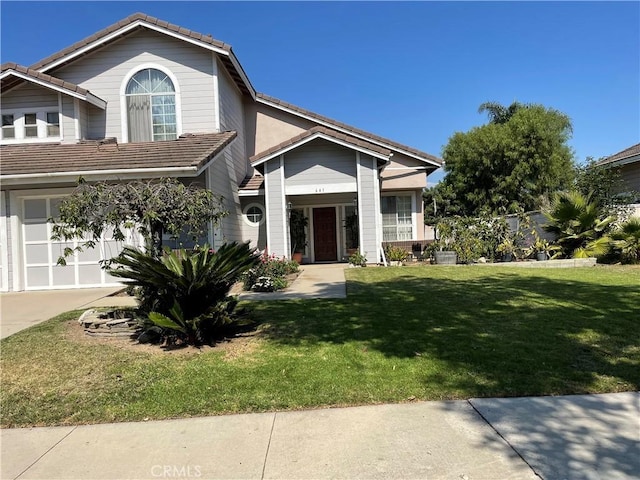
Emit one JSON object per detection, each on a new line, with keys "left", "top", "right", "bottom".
{"left": 22, "top": 197, "right": 125, "bottom": 290}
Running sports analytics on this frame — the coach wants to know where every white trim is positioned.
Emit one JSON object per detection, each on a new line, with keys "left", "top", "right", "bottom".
{"left": 384, "top": 166, "right": 429, "bottom": 171}
{"left": 264, "top": 161, "right": 272, "bottom": 253}
{"left": 356, "top": 152, "right": 364, "bottom": 257}
{"left": 280, "top": 155, "right": 288, "bottom": 257}
{"left": 8, "top": 192, "right": 22, "bottom": 291}
{"left": 73, "top": 98, "right": 81, "bottom": 140}
{"left": 0, "top": 192, "right": 9, "bottom": 291}
{"left": 256, "top": 96, "right": 442, "bottom": 168}
{"left": 1, "top": 166, "right": 200, "bottom": 186}
{"left": 242, "top": 202, "right": 265, "bottom": 227}
{"left": 372, "top": 157, "right": 383, "bottom": 263}
{"left": 212, "top": 54, "right": 221, "bottom": 131}
{"left": 57, "top": 93, "right": 64, "bottom": 140}
{"left": 119, "top": 63, "right": 183, "bottom": 143}
{"left": 0, "top": 70, "right": 107, "bottom": 109}
{"left": 285, "top": 183, "right": 357, "bottom": 196}
{"left": 238, "top": 190, "right": 262, "bottom": 197}
{"left": 251, "top": 132, "right": 391, "bottom": 167}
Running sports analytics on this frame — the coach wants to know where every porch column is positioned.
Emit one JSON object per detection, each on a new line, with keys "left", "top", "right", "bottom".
{"left": 264, "top": 155, "right": 289, "bottom": 257}
{"left": 356, "top": 153, "right": 382, "bottom": 263}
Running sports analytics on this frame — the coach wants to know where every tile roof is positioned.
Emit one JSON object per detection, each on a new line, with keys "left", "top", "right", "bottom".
{"left": 1, "top": 63, "right": 106, "bottom": 107}
{"left": 28, "top": 13, "right": 254, "bottom": 97}
{"left": 1, "top": 132, "right": 236, "bottom": 178}
{"left": 250, "top": 126, "right": 393, "bottom": 165}
{"left": 256, "top": 93, "right": 443, "bottom": 167}
{"left": 598, "top": 143, "right": 640, "bottom": 166}
{"left": 238, "top": 173, "right": 265, "bottom": 191}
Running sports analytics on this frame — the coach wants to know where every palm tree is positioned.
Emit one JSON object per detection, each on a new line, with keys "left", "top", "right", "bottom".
{"left": 610, "top": 218, "right": 640, "bottom": 264}
{"left": 543, "top": 190, "right": 615, "bottom": 258}
{"left": 477, "top": 101, "right": 525, "bottom": 124}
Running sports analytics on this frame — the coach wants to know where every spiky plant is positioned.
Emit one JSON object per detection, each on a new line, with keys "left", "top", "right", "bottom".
{"left": 109, "top": 242, "right": 260, "bottom": 345}
{"left": 543, "top": 191, "right": 614, "bottom": 259}
{"left": 610, "top": 218, "right": 640, "bottom": 264}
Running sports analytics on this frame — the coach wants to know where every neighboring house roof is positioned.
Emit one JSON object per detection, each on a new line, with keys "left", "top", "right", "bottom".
{"left": 598, "top": 143, "right": 640, "bottom": 167}
{"left": 1, "top": 132, "right": 236, "bottom": 184}
{"left": 250, "top": 126, "right": 393, "bottom": 167}
{"left": 29, "top": 12, "right": 255, "bottom": 98}
{"left": 256, "top": 93, "right": 443, "bottom": 168}
{"left": 0, "top": 63, "right": 107, "bottom": 109}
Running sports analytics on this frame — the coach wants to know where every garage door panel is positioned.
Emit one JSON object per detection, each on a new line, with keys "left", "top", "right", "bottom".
{"left": 26, "top": 266, "right": 50, "bottom": 287}
{"left": 24, "top": 223, "right": 49, "bottom": 242}
{"left": 78, "top": 246, "right": 101, "bottom": 262}
{"left": 52, "top": 265, "right": 76, "bottom": 285}
{"left": 24, "top": 199, "right": 47, "bottom": 219}
{"left": 25, "top": 244, "right": 49, "bottom": 264}
{"left": 78, "top": 264, "right": 102, "bottom": 285}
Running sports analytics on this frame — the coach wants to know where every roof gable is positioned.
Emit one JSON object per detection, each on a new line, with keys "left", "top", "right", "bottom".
{"left": 29, "top": 12, "right": 254, "bottom": 98}
{"left": 250, "top": 126, "right": 392, "bottom": 167}
{"left": 256, "top": 93, "right": 443, "bottom": 168}
{"left": 0, "top": 63, "right": 106, "bottom": 109}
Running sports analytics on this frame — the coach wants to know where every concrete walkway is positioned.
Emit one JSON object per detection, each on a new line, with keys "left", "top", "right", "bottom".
{"left": 2, "top": 392, "right": 637, "bottom": 480}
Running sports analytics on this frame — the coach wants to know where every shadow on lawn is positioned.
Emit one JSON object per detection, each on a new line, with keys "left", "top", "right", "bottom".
{"left": 255, "top": 271, "right": 640, "bottom": 397}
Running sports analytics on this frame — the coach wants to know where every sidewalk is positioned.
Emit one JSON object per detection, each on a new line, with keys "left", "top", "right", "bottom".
{"left": 2, "top": 392, "right": 637, "bottom": 480}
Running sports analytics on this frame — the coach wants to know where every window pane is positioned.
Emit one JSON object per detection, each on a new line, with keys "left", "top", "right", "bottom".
{"left": 25, "top": 126, "right": 38, "bottom": 138}
{"left": 2, "top": 114, "right": 14, "bottom": 126}
{"left": 47, "top": 112, "right": 59, "bottom": 124}
{"left": 1, "top": 127, "right": 14, "bottom": 139}
{"left": 24, "top": 113, "right": 37, "bottom": 125}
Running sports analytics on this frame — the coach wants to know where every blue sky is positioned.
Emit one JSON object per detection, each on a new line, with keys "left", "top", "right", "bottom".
{"left": 1, "top": 1, "right": 638, "bottom": 184}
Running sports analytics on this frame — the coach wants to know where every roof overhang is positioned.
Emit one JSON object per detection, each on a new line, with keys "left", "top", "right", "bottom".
{"left": 0, "top": 69, "right": 107, "bottom": 109}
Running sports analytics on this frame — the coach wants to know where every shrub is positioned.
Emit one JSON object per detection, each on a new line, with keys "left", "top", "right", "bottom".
{"left": 243, "top": 252, "right": 299, "bottom": 291}
{"left": 109, "top": 242, "right": 260, "bottom": 345}
{"left": 348, "top": 251, "right": 367, "bottom": 266}
{"left": 385, "top": 245, "right": 409, "bottom": 262}
{"left": 609, "top": 218, "right": 640, "bottom": 264}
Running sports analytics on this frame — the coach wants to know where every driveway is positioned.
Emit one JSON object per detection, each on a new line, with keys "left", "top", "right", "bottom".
{"left": 0, "top": 287, "right": 135, "bottom": 339}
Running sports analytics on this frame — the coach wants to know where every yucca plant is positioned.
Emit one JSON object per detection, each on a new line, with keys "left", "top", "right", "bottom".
{"left": 109, "top": 242, "right": 260, "bottom": 345}
{"left": 543, "top": 191, "right": 615, "bottom": 259}
{"left": 610, "top": 218, "right": 640, "bottom": 264}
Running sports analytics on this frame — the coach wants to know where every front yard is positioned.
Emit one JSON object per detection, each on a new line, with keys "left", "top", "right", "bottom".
{"left": 1, "top": 265, "right": 638, "bottom": 427}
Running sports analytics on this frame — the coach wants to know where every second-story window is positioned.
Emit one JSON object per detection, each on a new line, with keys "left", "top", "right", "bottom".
{"left": 125, "top": 68, "right": 177, "bottom": 142}
{"left": 46, "top": 112, "right": 60, "bottom": 137}
{"left": 24, "top": 113, "right": 38, "bottom": 138}
{"left": 1, "top": 114, "right": 15, "bottom": 139}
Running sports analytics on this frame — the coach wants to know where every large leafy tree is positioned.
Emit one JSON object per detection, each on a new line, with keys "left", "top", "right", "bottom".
{"left": 424, "top": 102, "right": 575, "bottom": 221}
{"left": 51, "top": 177, "right": 228, "bottom": 261}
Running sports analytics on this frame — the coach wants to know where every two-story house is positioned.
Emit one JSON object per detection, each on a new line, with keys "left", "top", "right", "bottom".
{"left": 0, "top": 13, "right": 442, "bottom": 291}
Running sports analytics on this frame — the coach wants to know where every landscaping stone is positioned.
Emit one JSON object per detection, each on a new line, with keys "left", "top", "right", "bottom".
{"left": 78, "top": 309, "right": 139, "bottom": 338}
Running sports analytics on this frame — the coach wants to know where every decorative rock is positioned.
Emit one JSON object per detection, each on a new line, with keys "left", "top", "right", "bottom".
{"left": 79, "top": 308, "right": 139, "bottom": 338}
{"left": 78, "top": 309, "right": 98, "bottom": 324}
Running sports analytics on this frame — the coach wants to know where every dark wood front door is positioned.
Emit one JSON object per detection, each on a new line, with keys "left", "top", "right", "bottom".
{"left": 313, "top": 207, "right": 337, "bottom": 261}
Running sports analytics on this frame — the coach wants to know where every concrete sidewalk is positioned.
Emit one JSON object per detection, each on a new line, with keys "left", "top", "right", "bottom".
{"left": 2, "top": 392, "right": 637, "bottom": 480}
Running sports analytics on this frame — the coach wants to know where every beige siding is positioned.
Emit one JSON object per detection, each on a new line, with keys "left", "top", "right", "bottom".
{"left": 239, "top": 197, "right": 267, "bottom": 250}
{"left": 245, "top": 101, "right": 315, "bottom": 157}
{"left": 380, "top": 152, "right": 428, "bottom": 190}
{"left": 284, "top": 139, "right": 357, "bottom": 189}
{"left": 52, "top": 29, "right": 217, "bottom": 141}
{"left": 217, "top": 59, "right": 247, "bottom": 182}
{"left": 357, "top": 154, "right": 379, "bottom": 262}
{"left": 264, "top": 158, "right": 288, "bottom": 256}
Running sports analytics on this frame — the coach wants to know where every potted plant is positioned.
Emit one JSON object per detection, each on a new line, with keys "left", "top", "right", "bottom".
{"left": 496, "top": 238, "right": 516, "bottom": 262}
{"left": 434, "top": 220, "right": 457, "bottom": 264}
{"left": 531, "top": 237, "right": 550, "bottom": 261}
{"left": 289, "top": 209, "right": 308, "bottom": 263}
{"left": 348, "top": 250, "right": 367, "bottom": 267}
{"left": 344, "top": 212, "right": 359, "bottom": 256}
{"left": 385, "top": 245, "right": 409, "bottom": 266}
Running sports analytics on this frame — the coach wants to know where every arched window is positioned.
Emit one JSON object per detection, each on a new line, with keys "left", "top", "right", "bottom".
{"left": 125, "top": 69, "right": 177, "bottom": 142}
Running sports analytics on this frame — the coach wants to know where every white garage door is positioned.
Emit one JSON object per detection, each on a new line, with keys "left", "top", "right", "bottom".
{"left": 22, "top": 197, "right": 125, "bottom": 290}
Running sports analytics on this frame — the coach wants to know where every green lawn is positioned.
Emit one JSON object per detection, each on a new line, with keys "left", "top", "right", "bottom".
{"left": 1, "top": 265, "right": 639, "bottom": 427}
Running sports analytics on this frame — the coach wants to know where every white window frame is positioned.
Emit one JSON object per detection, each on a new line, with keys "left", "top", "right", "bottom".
{"left": 242, "top": 203, "right": 265, "bottom": 227}
{"left": 120, "top": 63, "right": 182, "bottom": 143}
{"left": 381, "top": 192, "right": 417, "bottom": 242}
{"left": 0, "top": 110, "right": 63, "bottom": 144}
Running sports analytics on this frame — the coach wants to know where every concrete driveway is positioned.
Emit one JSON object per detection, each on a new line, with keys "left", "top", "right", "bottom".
{"left": 0, "top": 287, "right": 135, "bottom": 339}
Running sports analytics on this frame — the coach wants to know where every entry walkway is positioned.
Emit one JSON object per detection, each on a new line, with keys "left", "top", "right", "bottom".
{"left": 2, "top": 392, "right": 637, "bottom": 479}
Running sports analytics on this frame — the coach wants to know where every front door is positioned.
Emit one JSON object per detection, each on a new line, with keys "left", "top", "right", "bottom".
{"left": 313, "top": 207, "right": 337, "bottom": 261}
